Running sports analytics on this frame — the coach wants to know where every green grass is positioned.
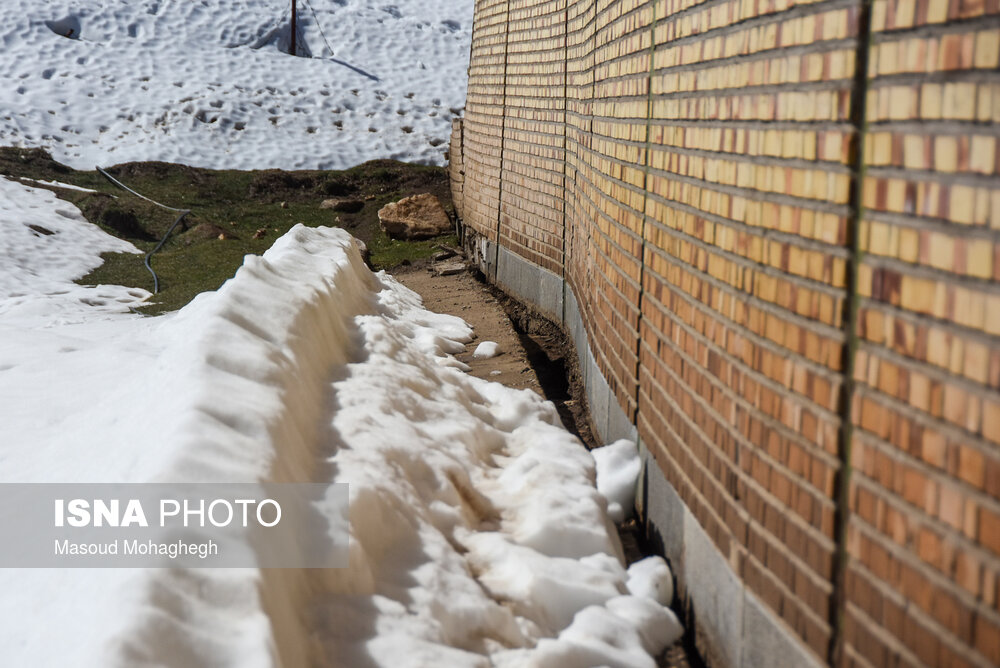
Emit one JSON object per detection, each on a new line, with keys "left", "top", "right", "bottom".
{"left": 369, "top": 229, "right": 459, "bottom": 268}
{"left": 1, "top": 148, "right": 456, "bottom": 314}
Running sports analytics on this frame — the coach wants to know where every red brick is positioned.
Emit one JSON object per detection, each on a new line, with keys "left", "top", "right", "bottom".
{"left": 975, "top": 613, "right": 1000, "bottom": 664}
{"left": 959, "top": 446, "right": 986, "bottom": 489}
{"left": 981, "top": 506, "right": 1000, "bottom": 555}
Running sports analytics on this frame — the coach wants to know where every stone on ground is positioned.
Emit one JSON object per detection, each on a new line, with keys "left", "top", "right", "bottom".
{"left": 378, "top": 193, "right": 452, "bottom": 240}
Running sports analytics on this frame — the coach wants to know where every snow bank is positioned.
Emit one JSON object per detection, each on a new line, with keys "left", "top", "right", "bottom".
{"left": 0, "top": 178, "right": 682, "bottom": 665}
{"left": 0, "top": 0, "right": 472, "bottom": 170}
{"left": 592, "top": 438, "right": 642, "bottom": 523}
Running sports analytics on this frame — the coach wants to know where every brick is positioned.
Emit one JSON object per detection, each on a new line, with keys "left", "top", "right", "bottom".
{"left": 980, "top": 506, "right": 1000, "bottom": 555}
{"left": 959, "top": 446, "right": 986, "bottom": 489}
{"left": 974, "top": 613, "right": 1000, "bottom": 664}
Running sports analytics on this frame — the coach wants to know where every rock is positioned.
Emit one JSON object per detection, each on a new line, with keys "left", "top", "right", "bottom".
{"left": 433, "top": 261, "right": 466, "bottom": 276}
{"left": 320, "top": 198, "right": 364, "bottom": 213}
{"left": 190, "top": 222, "right": 229, "bottom": 240}
{"left": 433, "top": 249, "right": 456, "bottom": 261}
{"left": 434, "top": 243, "right": 464, "bottom": 257}
{"left": 353, "top": 237, "right": 369, "bottom": 261}
{"left": 378, "top": 193, "right": 452, "bottom": 240}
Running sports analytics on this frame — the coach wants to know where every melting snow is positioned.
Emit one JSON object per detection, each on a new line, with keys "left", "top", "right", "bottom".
{"left": 0, "top": 179, "right": 682, "bottom": 666}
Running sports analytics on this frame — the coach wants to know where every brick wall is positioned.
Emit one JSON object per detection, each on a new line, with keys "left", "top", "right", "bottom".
{"left": 453, "top": 1, "right": 1000, "bottom": 666}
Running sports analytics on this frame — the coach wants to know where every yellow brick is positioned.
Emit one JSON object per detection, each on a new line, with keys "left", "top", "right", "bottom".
{"left": 975, "top": 188, "right": 991, "bottom": 226}
{"left": 872, "top": 0, "right": 888, "bottom": 31}
{"left": 904, "top": 134, "right": 925, "bottom": 169}
{"left": 975, "top": 31, "right": 1000, "bottom": 69}
{"left": 869, "top": 221, "right": 891, "bottom": 253}
{"left": 935, "top": 136, "right": 959, "bottom": 173}
{"left": 927, "top": 327, "right": 950, "bottom": 368}
{"left": 989, "top": 84, "right": 1000, "bottom": 123}
{"left": 880, "top": 42, "right": 899, "bottom": 76}
{"left": 928, "top": 233, "right": 955, "bottom": 271}
{"left": 967, "top": 239, "right": 994, "bottom": 278}
{"left": 970, "top": 136, "right": 996, "bottom": 174}
{"left": 888, "top": 179, "right": 907, "bottom": 212}
{"left": 896, "top": 0, "right": 916, "bottom": 27}
{"left": 984, "top": 295, "right": 1000, "bottom": 335}
{"left": 899, "top": 228, "right": 920, "bottom": 262}
{"left": 945, "top": 82, "right": 977, "bottom": 120}
{"left": 926, "top": 0, "right": 947, "bottom": 22}
{"left": 964, "top": 341, "right": 990, "bottom": 384}
{"left": 858, "top": 264, "right": 874, "bottom": 297}
{"left": 872, "top": 132, "right": 893, "bottom": 165}
{"left": 825, "top": 132, "right": 843, "bottom": 162}
{"left": 951, "top": 185, "right": 977, "bottom": 225}
{"left": 921, "top": 83, "right": 943, "bottom": 119}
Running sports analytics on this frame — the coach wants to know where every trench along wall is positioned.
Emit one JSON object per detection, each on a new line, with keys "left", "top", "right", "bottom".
{"left": 452, "top": 0, "right": 1000, "bottom": 666}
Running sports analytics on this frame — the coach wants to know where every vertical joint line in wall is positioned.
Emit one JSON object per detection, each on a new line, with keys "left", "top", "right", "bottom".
{"left": 493, "top": 0, "right": 512, "bottom": 280}
{"left": 633, "top": 0, "right": 658, "bottom": 426}
{"left": 828, "top": 1, "right": 872, "bottom": 665}
{"left": 560, "top": 0, "right": 570, "bottom": 286}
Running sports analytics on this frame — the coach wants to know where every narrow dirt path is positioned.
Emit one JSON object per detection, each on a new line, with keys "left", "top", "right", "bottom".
{"left": 395, "top": 267, "right": 545, "bottom": 393}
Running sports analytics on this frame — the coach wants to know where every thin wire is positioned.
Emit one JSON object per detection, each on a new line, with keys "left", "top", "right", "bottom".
{"left": 302, "top": 0, "right": 336, "bottom": 57}
{"left": 97, "top": 166, "right": 190, "bottom": 294}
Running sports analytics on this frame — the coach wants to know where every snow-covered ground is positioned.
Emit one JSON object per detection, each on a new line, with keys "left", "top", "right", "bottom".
{"left": 0, "top": 0, "right": 472, "bottom": 170}
{"left": 0, "top": 177, "right": 682, "bottom": 666}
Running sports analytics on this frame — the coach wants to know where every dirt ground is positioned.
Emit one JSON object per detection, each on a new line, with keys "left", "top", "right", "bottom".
{"left": 397, "top": 267, "right": 544, "bottom": 393}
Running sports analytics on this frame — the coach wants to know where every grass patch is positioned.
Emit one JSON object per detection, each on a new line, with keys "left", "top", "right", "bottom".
{"left": 1, "top": 147, "right": 455, "bottom": 314}
{"left": 369, "top": 229, "right": 459, "bottom": 269}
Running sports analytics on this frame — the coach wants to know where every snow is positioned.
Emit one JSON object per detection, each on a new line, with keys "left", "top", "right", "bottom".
{"left": 0, "top": 0, "right": 472, "bottom": 170}
{"left": 592, "top": 438, "right": 642, "bottom": 523}
{"left": 627, "top": 556, "right": 676, "bottom": 607}
{"left": 473, "top": 339, "right": 499, "bottom": 358}
{"left": 16, "top": 177, "right": 103, "bottom": 193}
{"left": 0, "top": 179, "right": 682, "bottom": 666}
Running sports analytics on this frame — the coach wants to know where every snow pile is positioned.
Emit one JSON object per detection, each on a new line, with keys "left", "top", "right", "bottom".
{"left": 0, "top": 0, "right": 472, "bottom": 170}
{"left": 592, "top": 438, "right": 642, "bottom": 523}
{"left": 627, "top": 556, "right": 676, "bottom": 608}
{"left": 0, "top": 176, "right": 146, "bottom": 308}
{"left": 0, "top": 179, "right": 682, "bottom": 666}
{"left": 473, "top": 339, "right": 499, "bottom": 358}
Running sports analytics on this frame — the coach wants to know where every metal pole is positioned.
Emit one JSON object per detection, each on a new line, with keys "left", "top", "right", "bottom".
{"left": 290, "top": 0, "right": 297, "bottom": 56}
